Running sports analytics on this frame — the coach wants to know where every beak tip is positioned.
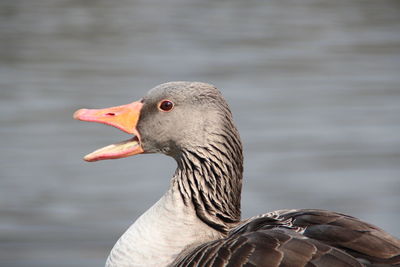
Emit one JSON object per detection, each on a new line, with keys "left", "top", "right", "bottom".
{"left": 83, "top": 155, "right": 96, "bottom": 162}
{"left": 73, "top": 109, "right": 88, "bottom": 120}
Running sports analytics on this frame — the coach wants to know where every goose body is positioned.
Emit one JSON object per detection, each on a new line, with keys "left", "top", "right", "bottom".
{"left": 74, "top": 82, "right": 400, "bottom": 267}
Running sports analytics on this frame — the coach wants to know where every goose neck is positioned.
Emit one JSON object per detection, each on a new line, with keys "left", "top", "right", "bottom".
{"left": 175, "top": 140, "right": 243, "bottom": 233}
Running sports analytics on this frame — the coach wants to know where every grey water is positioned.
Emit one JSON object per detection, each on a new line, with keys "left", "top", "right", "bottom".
{"left": 1, "top": 0, "right": 400, "bottom": 266}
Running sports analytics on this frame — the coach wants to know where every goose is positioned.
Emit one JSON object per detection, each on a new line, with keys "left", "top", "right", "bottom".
{"left": 74, "top": 82, "right": 400, "bottom": 267}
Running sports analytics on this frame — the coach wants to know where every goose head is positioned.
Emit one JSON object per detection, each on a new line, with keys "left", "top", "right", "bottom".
{"left": 73, "top": 81, "right": 241, "bottom": 163}
{"left": 75, "top": 82, "right": 245, "bottom": 232}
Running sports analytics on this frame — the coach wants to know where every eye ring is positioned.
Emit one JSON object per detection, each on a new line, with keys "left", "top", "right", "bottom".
{"left": 158, "top": 100, "right": 174, "bottom": 112}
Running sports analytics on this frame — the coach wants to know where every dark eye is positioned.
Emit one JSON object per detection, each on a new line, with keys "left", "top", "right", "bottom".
{"left": 158, "top": 100, "right": 174, "bottom": 112}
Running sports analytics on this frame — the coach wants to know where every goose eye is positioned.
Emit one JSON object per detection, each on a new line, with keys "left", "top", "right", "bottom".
{"left": 158, "top": 100, "right": 174, "bottom": 112}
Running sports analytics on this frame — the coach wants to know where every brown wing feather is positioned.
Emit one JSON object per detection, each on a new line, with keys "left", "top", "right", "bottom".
{"left": 234, "top": 209, "right": 400, "bottom": 265}
{"left": 173, "top": 228, "right": 362, "bottom": 267}
{"left": 172, "top": 209, "right": 400, "bottom": 267}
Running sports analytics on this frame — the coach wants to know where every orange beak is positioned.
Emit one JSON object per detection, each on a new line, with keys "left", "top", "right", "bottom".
{"left": 73, "top": 101, "right": 144, "bottom": 162}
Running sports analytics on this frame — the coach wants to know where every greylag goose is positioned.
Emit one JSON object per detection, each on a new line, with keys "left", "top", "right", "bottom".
{"left": 74, "top": 82, "right": 400, "bottom": 267}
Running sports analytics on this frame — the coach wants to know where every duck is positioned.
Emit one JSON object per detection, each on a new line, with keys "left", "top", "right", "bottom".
{"left": 74, "top": 81, "right": 400, "bottom": 267}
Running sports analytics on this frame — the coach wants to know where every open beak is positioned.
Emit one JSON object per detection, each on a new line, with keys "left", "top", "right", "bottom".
{"left": 73, "top": 101, "right": 144, "bottom": 162}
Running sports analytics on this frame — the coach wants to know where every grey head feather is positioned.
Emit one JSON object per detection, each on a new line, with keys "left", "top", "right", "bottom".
{"left": 138, "top": 81, "right": 238, "bottom": 159}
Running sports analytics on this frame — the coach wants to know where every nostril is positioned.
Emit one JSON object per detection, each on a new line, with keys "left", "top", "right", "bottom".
{"left": 105, "top": 112, "right": 115, "bottom": 116}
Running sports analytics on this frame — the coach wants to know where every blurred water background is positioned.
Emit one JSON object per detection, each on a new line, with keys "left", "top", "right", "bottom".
{"left": 1, "top": 0, "right": 400, "bottom": 266}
